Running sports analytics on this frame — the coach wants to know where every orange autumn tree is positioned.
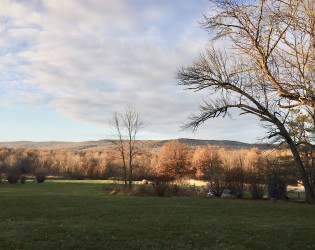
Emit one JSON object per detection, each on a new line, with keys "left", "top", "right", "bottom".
{"left": 155, "top": 140, "right": 191, "bottom": 181}
{"left": 192, "top": 145, "right": 227, "bottom": 197}
{"left": 193, "top": 145, "right": 222, "bottom": 180}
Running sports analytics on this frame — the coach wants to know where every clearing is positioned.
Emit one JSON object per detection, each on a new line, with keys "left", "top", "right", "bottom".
{"left": 0, "top": 180, "right": 314, "bottom": 249}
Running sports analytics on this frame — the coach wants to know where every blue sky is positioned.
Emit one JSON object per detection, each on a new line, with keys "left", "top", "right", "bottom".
{"left": 0, "top": 0, "right": 263, "bottom": 142}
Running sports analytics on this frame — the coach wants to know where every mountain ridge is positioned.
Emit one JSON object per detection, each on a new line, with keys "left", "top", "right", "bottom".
{"left": 0, "top": 139, "right": 274, "bottom": 151}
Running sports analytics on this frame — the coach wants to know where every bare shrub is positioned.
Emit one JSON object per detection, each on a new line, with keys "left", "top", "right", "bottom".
{"left": 249, "top": 183, "right": 266, "bottom": 199}
{"left": 20, "top": 175, "right": 26, "bottom": 184}
{"left": 151, "top": 181, "right": 170, "bottom": 197}
{"left": 130, "top": 185, "right": 154, "bottom": 196}
{"left": 104, "top": 183, "right": 154, "bottom": 196}
{"left": 103, "top": 183, "right": 126, "bottom": 194}
{"left": 7, "top": 173, "right": 20, "bottom": 184}
{"left": 226, "top": 167, "right": 245, "bottom": 198}
{"left": 243, "top": 154, "right": 268, "bottom": 199}
{"left": 208, "top": 167, "right": 228, "bottom": 197}
{"left": 247, "top": 169, "right": 266, "bottom": 199}
{"left": 168, "top": 184, "right": 181, "bottom": 196}
{"left": 166, "top": 184, "right": 209, "bottom": 197}
{"left": 4, "top": 155, "right": 23, "bottom": 184}
{"left": 32, "top": 156, "right": 50, "bottom": 183}
{"left": 177, "top": 185, "right": 202, "bottom": 197}
{"left": 35, "top": 173, "right": 47, "bottom": 183}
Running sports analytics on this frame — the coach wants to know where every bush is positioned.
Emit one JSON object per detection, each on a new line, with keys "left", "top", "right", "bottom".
{"left": 168, "top": 184, "right": 181, "bottom": 196}
{"left": 20, "top": 176, "right": 26, "bottom": 184}
{"left": 33, "top": 166, "right": 48, "bottom": 183}
{"left": 268, "top": 178, "right": 287, "bottom": 199}
{"left": 7, "top": 173, "right": 20, "bottom": 184}
{"left": 179, "top": 185, "right": 208, "bottom": 197}
{"left": 103, "top": 183, "right": 126, "bottom": 194}
{"left": 0, "top": 173, "right": 4, "bottom": 183}
{"left": 35, "top": 174, "right": 46, "bottom": 183}
{"left": 249, "top": 183, "right": 266, "bottom": 199}
{"left": 104, "top": 182, "right": 209, "bottom": 198}
{"left": 208, "top": 177, "right": 227, "bottom": 197}
{"left": 152, "top": 183, "right": 206, "bottom": 197}
{"left": 130, "top": 185, "right": 154, "bottom": 196}
{"left": 246, "top": 165, "right": 266, "bottom": 199}
{"left": 226, "top": 167, "right": 245, "bottom": 198}
{"left": 32, "top": 156, "right": 50, "bottom": 183}
{"left": 152, "top": 181, "right": 170, "bottom": 197}
{"left": 103, "top": 183, "right": 154, "bottom": 197}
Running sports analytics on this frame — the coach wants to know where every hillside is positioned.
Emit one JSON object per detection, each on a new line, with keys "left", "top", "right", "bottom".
{"left": 0, "top": 138, "right": 274, "bottom": 152}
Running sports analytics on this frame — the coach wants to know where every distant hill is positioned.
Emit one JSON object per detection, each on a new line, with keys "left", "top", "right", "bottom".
{"left": 0, "top": 138, "right": 274, "bottom": 152}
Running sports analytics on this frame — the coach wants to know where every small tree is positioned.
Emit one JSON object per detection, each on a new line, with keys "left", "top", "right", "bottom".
{"left": 226, "top": 166, "right": 246, "bottom": 199}
{"left": 246, "top": 156, "right": 267, "bottom": 199}
{"left": 193, "top": 145, "right": 227, "bottom": 197}
{"left": 109, "top": 105, "right": 145, "bottom": 188}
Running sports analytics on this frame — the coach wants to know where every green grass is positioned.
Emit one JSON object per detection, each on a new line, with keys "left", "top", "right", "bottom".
{"left": 0, "top": 180, "right": 314, "bottom": 249}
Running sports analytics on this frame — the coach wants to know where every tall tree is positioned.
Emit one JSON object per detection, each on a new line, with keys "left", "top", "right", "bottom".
{"left": 155, "top": 140, "right": 191, "bottom": 181}
{"left": 177, "top": 0, "right": 315, "bottom": 201}
{"left": 110, "top": 105, "right": 145, "bottom": 188}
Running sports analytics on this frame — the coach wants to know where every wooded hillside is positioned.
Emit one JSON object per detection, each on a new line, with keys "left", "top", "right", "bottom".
{"left": 0, "top": 138, "right": 274, "bottom": 151}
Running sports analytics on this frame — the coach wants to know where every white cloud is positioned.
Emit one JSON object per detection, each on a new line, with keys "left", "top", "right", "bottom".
{"left": 0, "top": 0, "right": 262, "bottom": 142}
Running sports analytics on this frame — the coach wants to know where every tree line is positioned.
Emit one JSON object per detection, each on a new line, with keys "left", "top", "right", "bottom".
{"left": 1, "top": 140, "right": 312, "bottom": 198}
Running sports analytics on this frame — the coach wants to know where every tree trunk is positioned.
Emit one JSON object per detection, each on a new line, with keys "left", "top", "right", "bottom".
{"left": 284, "top": 133, "right": 315, "bottom": 202}
{"left": 123, "top": 164, "right": 127, "bottom": 186}
{"left": 128, "top": 153, "right": 132, "bottom": 189}
{"left": 121, "top": 153, "right": 127, "bottom": 186}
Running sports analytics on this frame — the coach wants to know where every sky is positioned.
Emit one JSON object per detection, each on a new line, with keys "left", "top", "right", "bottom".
{"left": 0, "top": 0, "right": 264, "bottom": 143}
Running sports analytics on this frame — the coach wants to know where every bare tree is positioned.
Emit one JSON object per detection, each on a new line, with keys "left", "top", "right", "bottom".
{"left": 177, "top": 0, "right": 315, "bottom": 201}
{"left": 109, "top": 105, "right": 145, "bottom": 188}
{"left": 201, "top": 0, "right": 315, "bottom": 109}
{"left": 110, "top": 112, "right": 128, "bottom": 185}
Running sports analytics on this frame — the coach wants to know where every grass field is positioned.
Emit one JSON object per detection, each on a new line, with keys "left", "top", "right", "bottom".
{"left": 0, "top": 180, "right": 315, "bottom": 249}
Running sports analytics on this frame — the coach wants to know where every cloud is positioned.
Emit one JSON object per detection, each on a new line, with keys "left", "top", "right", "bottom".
{"left": 0, "top": 0, "right": 262, "bottom": 142}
